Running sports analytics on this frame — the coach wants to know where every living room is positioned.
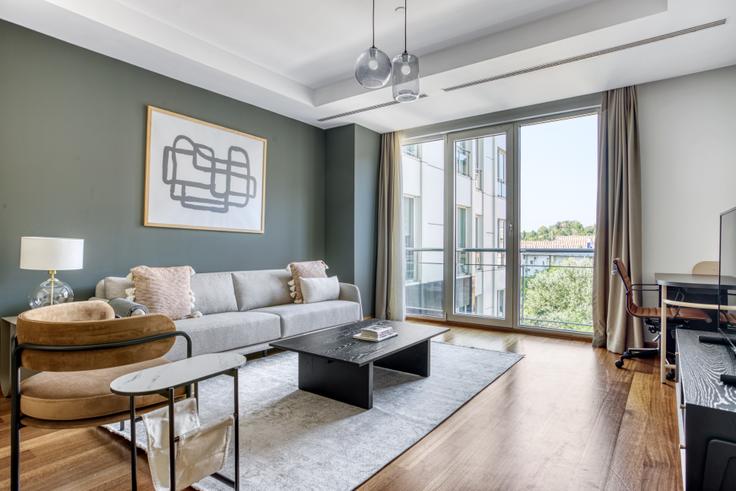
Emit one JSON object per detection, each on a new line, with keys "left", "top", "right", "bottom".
{"left": 1, "top": 0, "right": 736, "bottom": 490}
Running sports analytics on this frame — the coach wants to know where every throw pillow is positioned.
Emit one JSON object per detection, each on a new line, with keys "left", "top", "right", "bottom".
{"left": 288, "top": 260, "right": 329, "bottom": 304}
{"left": 130, "top": 265, "right": 197, "bottom": 320}
{"left": 300, "top": 276, "right": 340, "bottom": 304}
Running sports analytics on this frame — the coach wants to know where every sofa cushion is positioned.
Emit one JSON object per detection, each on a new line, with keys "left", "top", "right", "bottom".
{"left": 254, "top": 300, "right": 361, "bottom": 338}
{"left": 104, "top": 276, "right": 134, "bottom": 299}
{"left": 301, "top": 276, "right": 340, "bottom": 303}
{"left": 232, "top": 270, "right": 292, "bottom": 311}
{"left": 190, "top": 272, "right": 238, "bottom": 315}
{"left": 169, "top": 312, "right": 281, "bottom": 359}
{"left": 130, "top": 265, "right": 195, "bottom": 320}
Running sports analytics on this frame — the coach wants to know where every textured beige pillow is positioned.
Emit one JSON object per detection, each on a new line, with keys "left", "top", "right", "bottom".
{"left": 130, "top": 265, "right": 194, "bottom": 320}
{"left": 288, "top": 261, "right": 328, "bottom": 304}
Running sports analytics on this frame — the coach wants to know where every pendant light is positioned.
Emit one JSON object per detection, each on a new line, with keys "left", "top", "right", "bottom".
{"left": 355, "top": 0, "right": 392, "bottom": 89}
{"left": 391, "top": 0, "right": 419, "bottom": 102}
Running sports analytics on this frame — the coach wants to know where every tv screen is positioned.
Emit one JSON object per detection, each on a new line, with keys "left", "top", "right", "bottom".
{"left": 718, "top": 207, "right": 736, "bottom": 332}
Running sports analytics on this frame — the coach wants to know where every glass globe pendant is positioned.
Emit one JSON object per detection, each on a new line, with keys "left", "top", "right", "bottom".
{"left": 355, "top": 0, "right": 392, "bottom": 89}
{"left": 355, "top": 47, "right": 392, "bottom": 89}
{"left": 392, "top": 0, "right": 420, "bottom": 102}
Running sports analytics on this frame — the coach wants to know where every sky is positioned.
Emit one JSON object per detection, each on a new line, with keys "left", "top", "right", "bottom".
{"left": 519, "top": 114, "right": 598, "bottom": 232}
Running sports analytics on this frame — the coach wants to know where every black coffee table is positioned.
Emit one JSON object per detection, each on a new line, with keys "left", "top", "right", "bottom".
{"left": 271, "top": 320, "right": 449, "bottom": 409}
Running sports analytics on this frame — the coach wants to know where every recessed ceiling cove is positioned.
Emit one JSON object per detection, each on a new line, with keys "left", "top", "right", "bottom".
{"left": 1, "top": 0, "right": 735, "bottom": 132}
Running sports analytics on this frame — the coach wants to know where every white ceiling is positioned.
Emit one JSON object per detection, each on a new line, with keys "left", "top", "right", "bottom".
{"left": 1, "top": 0, "right": 735, "bottom": 133}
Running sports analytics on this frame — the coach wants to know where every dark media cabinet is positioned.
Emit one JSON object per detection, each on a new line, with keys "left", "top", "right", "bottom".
{"left": 676, "top": 329, "right": 736, "bottom": 490}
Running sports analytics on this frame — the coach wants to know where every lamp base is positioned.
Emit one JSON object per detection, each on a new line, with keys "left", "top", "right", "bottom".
{"left": 29, "top": 277, "right": 74, "bottom": 309}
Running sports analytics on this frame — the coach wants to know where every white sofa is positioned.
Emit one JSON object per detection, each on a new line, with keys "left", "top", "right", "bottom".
{"left": 93, "top": 269, "right": 362, "bottom": 360}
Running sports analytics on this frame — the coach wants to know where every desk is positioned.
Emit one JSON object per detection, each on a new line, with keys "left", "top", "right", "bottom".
{"left": 656, "top": 273, "right": 736, "bottom": 383}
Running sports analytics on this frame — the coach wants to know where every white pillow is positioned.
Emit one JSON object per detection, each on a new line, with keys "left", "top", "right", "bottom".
{"left": 300, "top": 276, "right": 340, "bottom": 304}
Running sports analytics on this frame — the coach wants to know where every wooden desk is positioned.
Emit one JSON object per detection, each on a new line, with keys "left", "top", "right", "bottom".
{"left": 656, "top": 273, "right": 736, "bottom": 383}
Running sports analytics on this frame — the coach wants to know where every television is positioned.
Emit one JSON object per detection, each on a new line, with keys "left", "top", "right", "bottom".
{"left": 714, "top": 207, "right": 736, "bottom": 385}
{"left": 719, "top": 207, "right": 736, "bottom": 332}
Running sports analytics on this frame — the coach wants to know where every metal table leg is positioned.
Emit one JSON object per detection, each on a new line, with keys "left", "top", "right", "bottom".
{"left": 233, "top": 369, "right": 240, "bottom": 491}
{"left": 168, "top": 388, "right": 176, "bottom": 491}
{"left": 129, "top": 396, "right": 137, "bottom": 491}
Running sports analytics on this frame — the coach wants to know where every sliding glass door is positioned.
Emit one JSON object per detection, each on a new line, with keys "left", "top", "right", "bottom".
{"left": 518, "top": 114, "right": 598, "bottom": 333}
{"left": 446, "top": 126, "right": 514, "bottom": 327}
{"left": 401, "top": 111, "right": 598, "bottom": 335}
{"left": 401, "top": 140, "right": 445, "bottom": 318}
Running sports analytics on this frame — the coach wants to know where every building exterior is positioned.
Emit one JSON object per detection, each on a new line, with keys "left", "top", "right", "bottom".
{"left": 402, "top": 135, "right": 508, "bottom": 319}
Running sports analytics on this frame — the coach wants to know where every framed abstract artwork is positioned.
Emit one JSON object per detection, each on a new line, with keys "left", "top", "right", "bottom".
{"left": 144, "top": 106, "right": 268, "bottom": 233}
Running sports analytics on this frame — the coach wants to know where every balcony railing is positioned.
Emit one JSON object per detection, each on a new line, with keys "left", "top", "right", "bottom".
{"left": 404, "top": 247, "right": 594, "bottom": 332}
{"left": 519, "top": 248, "right": 594, "bottom": 333}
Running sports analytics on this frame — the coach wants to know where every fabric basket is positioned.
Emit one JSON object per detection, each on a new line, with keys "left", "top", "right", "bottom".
{"left": 141, "top": 397, "right": 233, "bottom": 491}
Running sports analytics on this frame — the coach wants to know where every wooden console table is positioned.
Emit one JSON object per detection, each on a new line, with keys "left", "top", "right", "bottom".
{"left": 676, "top": 329, "right": 736, "bottom": 489}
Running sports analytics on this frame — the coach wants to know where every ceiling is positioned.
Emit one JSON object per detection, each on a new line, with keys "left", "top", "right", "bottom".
{"left": 1, "top": 0, "right": 735, "bottom": 133}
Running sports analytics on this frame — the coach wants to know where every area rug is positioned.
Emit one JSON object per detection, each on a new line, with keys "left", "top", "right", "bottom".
{"left": 107, "top": 342, "right": 522, "bottom": 490}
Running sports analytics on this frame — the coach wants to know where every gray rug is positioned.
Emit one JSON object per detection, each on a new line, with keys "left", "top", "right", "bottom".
{"left": 107, "top": 342, "right": 522, "bottom": 490}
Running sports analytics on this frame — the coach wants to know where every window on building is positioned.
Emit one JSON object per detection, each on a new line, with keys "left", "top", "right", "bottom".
{"left": 497, "top": 289, "right": 505, "bottom": 316}
{"left": 497, "top": 218, "right": 506, "bottom": 266}
{"left": 474, "top": 215, "right": 483, "bottom": 270}
{"left": 403, "top": 144, "right": 420, "bottom": 159}
{"left": 403, "top": 196, "right": 418, "bottom": 282}
{"left": 456, "top": 140, "right": 472, "bottom": 176}
{"left": 457, "top": 207, "right": 469, "bottom": 275}
{"left": 496, "top": 148, "right": 506, "bottom": 198}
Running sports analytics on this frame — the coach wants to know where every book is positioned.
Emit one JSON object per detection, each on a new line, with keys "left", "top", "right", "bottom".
{"left": 353, "top": 323, "right": 396, "bottom": 342}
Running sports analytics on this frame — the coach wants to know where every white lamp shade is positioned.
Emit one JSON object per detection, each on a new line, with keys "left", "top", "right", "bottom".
{"left": 20, "top": 237, "right": 84, "bottom": 271}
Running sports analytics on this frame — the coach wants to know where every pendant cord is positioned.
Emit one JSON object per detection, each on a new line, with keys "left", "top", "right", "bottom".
{"left": 403, "top": 0, "right": 408, "bottom": 54}
{"left": 372, "top": 0, "right": 376, "bottom": 48}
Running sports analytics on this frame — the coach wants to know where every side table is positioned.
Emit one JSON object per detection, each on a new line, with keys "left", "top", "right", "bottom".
{"left": 111, "top": 352, "right": 245, "bottom": 490}
{"left": 0, "top": 317, "right": 17, "bottom": 397}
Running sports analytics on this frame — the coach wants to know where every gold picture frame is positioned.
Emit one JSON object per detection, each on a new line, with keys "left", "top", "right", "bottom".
{"left": 144, "top": 105, "right": 268, "bottom": 233}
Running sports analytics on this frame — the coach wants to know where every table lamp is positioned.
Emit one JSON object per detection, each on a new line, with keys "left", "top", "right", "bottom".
{"left": 20, "top": 236, "right": 84, "bottom": 308}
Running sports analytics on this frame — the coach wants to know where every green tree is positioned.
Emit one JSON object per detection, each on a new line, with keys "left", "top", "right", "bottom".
{"left": 521, "top": 220, "right": 594, "bottom": 241}
{"left": 522, "top": 258, "right": 593, "bottom": 332}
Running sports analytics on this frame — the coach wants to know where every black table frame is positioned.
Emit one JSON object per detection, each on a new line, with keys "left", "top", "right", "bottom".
{"left": 114, "top": 360, "right": 242, "bottom": 491}
{"left": 297, "top": 338, "right": 432, "bottom": 410}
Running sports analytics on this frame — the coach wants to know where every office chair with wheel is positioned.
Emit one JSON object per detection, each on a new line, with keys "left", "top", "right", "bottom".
{"left": 612, "top": 258, "right": 712, "bottom": 373}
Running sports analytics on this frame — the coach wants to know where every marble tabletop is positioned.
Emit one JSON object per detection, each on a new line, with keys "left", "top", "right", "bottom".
{"left": 110, "top": 352, "right": 245, "bottom": 396}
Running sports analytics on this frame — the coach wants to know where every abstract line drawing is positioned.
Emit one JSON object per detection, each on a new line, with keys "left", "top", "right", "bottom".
{"left": 162, "top": 134, "right": 257, "bottom": 214}
{"left": 145, "top": 105, "right": 267, "bottom": 234}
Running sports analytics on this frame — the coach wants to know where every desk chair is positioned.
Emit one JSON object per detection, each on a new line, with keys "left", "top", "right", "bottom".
{"left": 692, "top": 261, "right": 719, "bottom": 276}
{"left": 612, "top": 258, "right": 711, "bottom": 372}
{"left": 10, "top": 301, "right": 191, "bottom": 491}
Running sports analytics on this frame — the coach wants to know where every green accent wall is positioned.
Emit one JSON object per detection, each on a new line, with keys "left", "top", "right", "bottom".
{"left": 325, "top": 124, "right": 381, "bottom": 316}
{"left": 0, "top": 20, "right": 327, "bottom": 315}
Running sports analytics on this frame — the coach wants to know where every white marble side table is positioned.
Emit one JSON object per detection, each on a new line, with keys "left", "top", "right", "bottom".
{"left": 111, "top": 352, "right": 245, "bottom": 490}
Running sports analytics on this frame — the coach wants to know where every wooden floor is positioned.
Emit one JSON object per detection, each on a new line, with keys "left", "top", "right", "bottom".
{"left": 0, "top": 325, "right": 682, "bottom": 491}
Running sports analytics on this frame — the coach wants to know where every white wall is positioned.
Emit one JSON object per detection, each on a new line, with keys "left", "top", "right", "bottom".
{"left": 639, "top": 65, "right": 736, "bottom": 285}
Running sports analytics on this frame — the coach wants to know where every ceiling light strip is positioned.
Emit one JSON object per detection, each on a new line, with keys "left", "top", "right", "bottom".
{"left": 318, "top": 94, "right": 428, "bottom": 122}
{"left": 443, "top": 19, "right": 727, "bottom": 92}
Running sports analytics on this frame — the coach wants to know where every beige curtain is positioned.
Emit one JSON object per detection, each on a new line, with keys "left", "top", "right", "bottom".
{"left": 375, "top": 132, "right": 405, "bottom": 320}
{"left": 592, "top": 87, "right": 643, "bottom": 353}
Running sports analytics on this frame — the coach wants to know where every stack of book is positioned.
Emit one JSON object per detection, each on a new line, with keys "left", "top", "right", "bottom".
{"left": 353, "top": 323, "right": 397, "bottom": 342}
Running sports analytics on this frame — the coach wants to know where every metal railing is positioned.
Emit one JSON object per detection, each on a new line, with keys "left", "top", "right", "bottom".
{"left": 404, "top": 247, "right": 595, "bottom": 331}
{"left": 519, "top": 248, "right": 594, "bottom": 332}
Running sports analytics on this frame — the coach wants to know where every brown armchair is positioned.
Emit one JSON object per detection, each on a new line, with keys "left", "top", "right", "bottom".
{"left": 10, "top": 300, "right": 192, "bottom": 491}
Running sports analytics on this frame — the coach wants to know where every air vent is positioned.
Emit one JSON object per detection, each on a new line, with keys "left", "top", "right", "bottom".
{"left": 443, "top": 19, "right": 727, "bottom": 92}
{"left": 318, "top": 94, "right": 428, "bottom": 122}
